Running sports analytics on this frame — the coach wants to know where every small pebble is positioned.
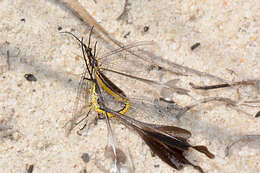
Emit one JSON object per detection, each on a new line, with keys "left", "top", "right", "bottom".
{"left": 57, "top": 26, "right": 62, "bottom": 31}
{"left": 81, "top": 153, "right": 90, "bottom": 163}
{"left": 144, "top": 26, "right": 149, "bottom": 32}
{"left": 191, "top": 42, "right": 200, "bottom": 50}
{"left": 24, "top": 74, "right": 37, "bottom": 82}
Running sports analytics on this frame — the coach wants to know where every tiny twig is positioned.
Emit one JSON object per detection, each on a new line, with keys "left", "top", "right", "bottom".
{"left": 190, "top": 80, "right": 259, "bottom": 90}
{"left": 7, "top": 50, "right": 10, "bottom": 70}
{"left": 117, "top": 0, "right": 129, "bottom": 20}
{"left": 225, "top": 135, "right": 260, "bottom": 157}
{"left": 177, "top": 97, "right": 237, "bottom": 119}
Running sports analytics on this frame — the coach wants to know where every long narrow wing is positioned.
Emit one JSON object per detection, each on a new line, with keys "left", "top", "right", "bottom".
{"left": 65, "top": 68, "right": 91, "bottom": 136}
{"left": 111, "top": 110, "right": 214, "bottom": 173}
{"left": 139, "top": 129, "right": 205, "bottom": 173}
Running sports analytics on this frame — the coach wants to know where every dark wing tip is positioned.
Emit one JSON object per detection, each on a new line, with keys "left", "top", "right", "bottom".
{"left": 193, "top": 145, "right": 215, "bottom": 159}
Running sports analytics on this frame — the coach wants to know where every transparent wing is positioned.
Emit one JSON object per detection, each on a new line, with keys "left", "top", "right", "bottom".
{"left": 65, "top": 68, "right": 91, "bottom": 136}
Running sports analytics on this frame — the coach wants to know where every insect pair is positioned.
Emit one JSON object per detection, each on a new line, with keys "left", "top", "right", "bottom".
{"left": 63, "top": 28, "right": 214, "bottom": 173}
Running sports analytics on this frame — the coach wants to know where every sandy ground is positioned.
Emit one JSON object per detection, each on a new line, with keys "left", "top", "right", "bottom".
{"left": 0, "top": 0, "right": 260, "bottom": 172}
